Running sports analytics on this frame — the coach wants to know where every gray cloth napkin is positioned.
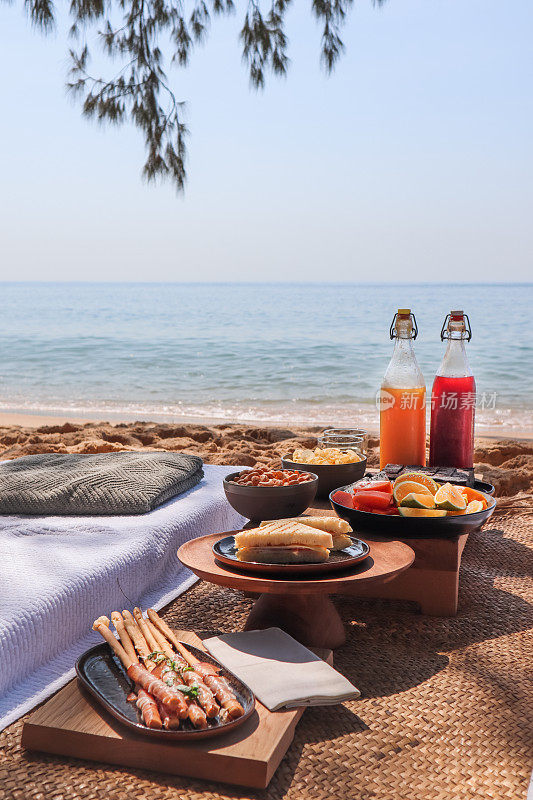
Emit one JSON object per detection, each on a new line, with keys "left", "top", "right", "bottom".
{"left": 0, "top": 451, "right": 204, "bottom": 515}
{"left": 204, "top": 627, "right": 360, "bottom": 711}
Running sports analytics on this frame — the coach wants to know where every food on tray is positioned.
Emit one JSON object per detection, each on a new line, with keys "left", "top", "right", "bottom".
{"left": 392, "top": 480, "right": 432, "bottom": 505}
{"left": 234, "top": 520, "right": 333, "bottom": 563}
{"left": 434, "top": 483, "right": 467, "bottom": 512}
{"left": 92, "top": 607, "right": 244, "bottom": 731}
{"left": 332, "top": 471, "right": 491, "bottom": 517}
{"left": 398, "top": 508, "right": 447, "bottom": 518}
{"left": 400, "top": 493, "right": 436, "bottom": 510}
{"left": 292, "top": 447, "right": 363, "bottom": 465}
{"left": 230, "top": 467, "right": 314, "bottom": 486}
{"left": 259, "top": 515, "right": 353, "bottom": 550}
{"left": 392, "top": 472, "right": 439, "bottom": 495}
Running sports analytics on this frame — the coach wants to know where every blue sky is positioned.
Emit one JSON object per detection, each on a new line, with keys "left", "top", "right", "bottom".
{"left": 1, "top": 0, "right": 531, "bottom": 282}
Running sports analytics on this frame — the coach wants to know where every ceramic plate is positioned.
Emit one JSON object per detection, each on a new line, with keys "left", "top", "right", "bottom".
{"left": 212, "top": 535, "right": 370, "bottom": 576}
{"left": 76, "top": 640, "right": 255, "bottom": 739}
{"left": 330, "top": 483, "right": 496, "bottom": 538}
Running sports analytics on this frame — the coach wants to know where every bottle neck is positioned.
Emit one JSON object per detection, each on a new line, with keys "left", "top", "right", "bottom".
{"left": 437, "top": 337, "right": 473, "bottom": 378}
{"left": 383, "top": 333, "right": 425, "bottom": 389}
{"left": 393, "top": 336, "right": 416, "bottom": 356}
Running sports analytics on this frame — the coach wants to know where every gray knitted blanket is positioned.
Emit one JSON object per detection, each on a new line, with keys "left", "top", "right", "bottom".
{"left": 0, "top": 452, "right": 204, "bottom": 515}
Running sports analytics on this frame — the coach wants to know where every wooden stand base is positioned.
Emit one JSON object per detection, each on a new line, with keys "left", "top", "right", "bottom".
{"left": 244, "top": 593, "right": 346, "bottom": 649}
{"left": 305, "top": 499, "right": 472, "bottom": 617}
{"left": 343, "top": 533, "right": 469, "bottom": 616}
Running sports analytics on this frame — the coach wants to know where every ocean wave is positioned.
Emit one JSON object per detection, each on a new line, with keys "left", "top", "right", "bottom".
{"left": 0, "top": 397, "right": 531, "bottom": 435}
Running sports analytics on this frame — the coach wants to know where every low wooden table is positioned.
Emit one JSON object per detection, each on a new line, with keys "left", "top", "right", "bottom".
{"left": 305, "top": 500, "right": 469, "bottom": 616}
{"left": 178, "top": 533, "right": 415, "bottom": 650}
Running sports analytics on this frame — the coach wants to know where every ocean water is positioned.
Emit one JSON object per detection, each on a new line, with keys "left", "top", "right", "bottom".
{"left": 1, "top": 282, "right": 532, "bottom": 434}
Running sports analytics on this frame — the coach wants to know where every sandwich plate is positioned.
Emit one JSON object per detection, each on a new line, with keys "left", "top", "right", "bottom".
{"left": 212, "top": 535, "right": 370, "bottom": 576}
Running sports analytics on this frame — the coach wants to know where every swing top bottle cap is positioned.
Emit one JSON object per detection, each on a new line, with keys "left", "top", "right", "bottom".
{"left": 440, "top": 310, "right": 472, "bottom": 341}
{"left": 449, "top": 311, "right": 466, "bottom": 330}
{"left": 390, "top": 309, "right": 417, "bottom": 340}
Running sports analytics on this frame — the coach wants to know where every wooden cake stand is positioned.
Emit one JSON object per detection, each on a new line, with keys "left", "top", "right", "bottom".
{"left": 178, "top": 533, "right": 415, "bottom": 649}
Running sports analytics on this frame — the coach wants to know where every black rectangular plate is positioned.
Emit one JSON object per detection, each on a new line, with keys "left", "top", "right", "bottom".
{"left": 76, "top": 640, "right": 256, "bottom": 740}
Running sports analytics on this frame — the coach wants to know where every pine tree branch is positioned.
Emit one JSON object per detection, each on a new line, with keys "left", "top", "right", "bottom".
{"left": 14, "top": 0, "right": 387, "bottom": 189}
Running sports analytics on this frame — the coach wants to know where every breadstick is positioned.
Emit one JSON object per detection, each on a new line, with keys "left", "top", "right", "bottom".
{"left": 149, "top": 626, "right": 176, "bottom": 660}
{"left": 122, "top": 610, "right": 156, "bottom": 671}
{"left": 133, "top": 607, "right": 159, "bottom": 652}
{"left": 93, "top": 621, "right": 133, "bottom": 669}
{"left": 92, "top": 615, "right": 110, "bottom": 629}
{"left": 111, "top": 612, "right": 138, "bottom": 664}
{"left": 145, "top": 620, "right": 175, "bottom": 659}
{"left": 147, "top": 609, "right": 200, "bottom": 665}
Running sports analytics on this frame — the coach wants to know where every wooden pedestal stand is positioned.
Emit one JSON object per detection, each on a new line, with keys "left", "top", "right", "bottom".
{"left": 178, "top": 534, "right": 415, "bottom": 650}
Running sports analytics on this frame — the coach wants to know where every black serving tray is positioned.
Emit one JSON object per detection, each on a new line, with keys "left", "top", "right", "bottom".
{"left": 76, "top": 641, "right": 255, "bottom": 740}
{"left": 330, "top": 484, "right": 496, "bottom": 539}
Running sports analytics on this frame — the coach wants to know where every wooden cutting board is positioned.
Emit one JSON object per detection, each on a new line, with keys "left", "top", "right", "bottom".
{"left": 22, "top": 630, "right": 332, "bottom": 789}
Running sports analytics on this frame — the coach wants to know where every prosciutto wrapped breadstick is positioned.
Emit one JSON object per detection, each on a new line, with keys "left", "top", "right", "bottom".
{"left": 158, "top": 705, "right": 181, "bottom": 730}
{"left": 145, "top": 615, "right": 220, "bottom": 719}
{"left": 146, "top": 609, "right": 218, "bottom": 675}
{"left": 146, "top": 614, "right": 243, "bottom": 719}
{"left": 120, "top": 612, "right": 199, "bottom": 724}
{"left": 145, "top": 620, "right": 209, "bottom": 728}
{"left": 176, "top": 661, "right": 219, "bottom": 719}
{"left": 93, "top": 607, "right": 244, "bottom": 730}
{"left": 136, "top": 689, "right": 163, "bottom": 729}
{"left": 201, "top": 674, "right": 244, "bottom": 719}
{"left": 171, "top": 641, "right": 244, "bottom": 719}
{"left": 127, "top": 663, "right": 189, "bottom": 716}
{"left": 93, "top": 619, "right": 165, "bottom": 729}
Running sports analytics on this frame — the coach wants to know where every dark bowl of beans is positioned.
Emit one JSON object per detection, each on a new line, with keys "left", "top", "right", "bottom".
{"left": 223, "top": 468, "right": 319, "bottom": 522}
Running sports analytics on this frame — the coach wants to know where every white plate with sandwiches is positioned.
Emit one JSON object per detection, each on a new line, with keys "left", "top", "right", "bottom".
{"left": 212, "top": 517, "right": 370, "bottom": 575}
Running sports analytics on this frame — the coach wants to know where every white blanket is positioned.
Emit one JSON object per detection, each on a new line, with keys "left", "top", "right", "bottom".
{"left": 0, "top": 464, "right": 245, "bottom": 731}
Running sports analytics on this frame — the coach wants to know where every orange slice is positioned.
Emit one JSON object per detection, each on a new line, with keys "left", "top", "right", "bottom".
{"left": 434, "top": 483, "right": 467, "bottom": 512}
{"left": 460, "top": 486, "right": 488, "bottom": 509}
{"left": 399, "top": 493, "right": 436, "bottom": 509}
{"left": 393, "top": 481, "right": 433, "bottom": 506}
{"left": 393, "top": 472, "right": 438, "bottom": 496}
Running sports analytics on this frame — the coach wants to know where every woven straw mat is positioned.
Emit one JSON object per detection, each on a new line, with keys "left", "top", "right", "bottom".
{"left": 1, "top": 512, "right": 531, "bottom": 800}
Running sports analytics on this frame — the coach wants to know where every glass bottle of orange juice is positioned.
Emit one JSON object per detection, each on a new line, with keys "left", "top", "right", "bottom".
{"left": 379, "top": 309, "right": 426, "bottom": 469}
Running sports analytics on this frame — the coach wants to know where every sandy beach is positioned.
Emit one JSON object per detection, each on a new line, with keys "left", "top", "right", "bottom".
{"left": 0, "top": 413, "right": 531, "bottom": 498}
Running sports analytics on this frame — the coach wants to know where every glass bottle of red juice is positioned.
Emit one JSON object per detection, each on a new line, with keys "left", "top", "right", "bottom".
{"left": 429, "top": 311, "right": 475, "bottom": 468}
